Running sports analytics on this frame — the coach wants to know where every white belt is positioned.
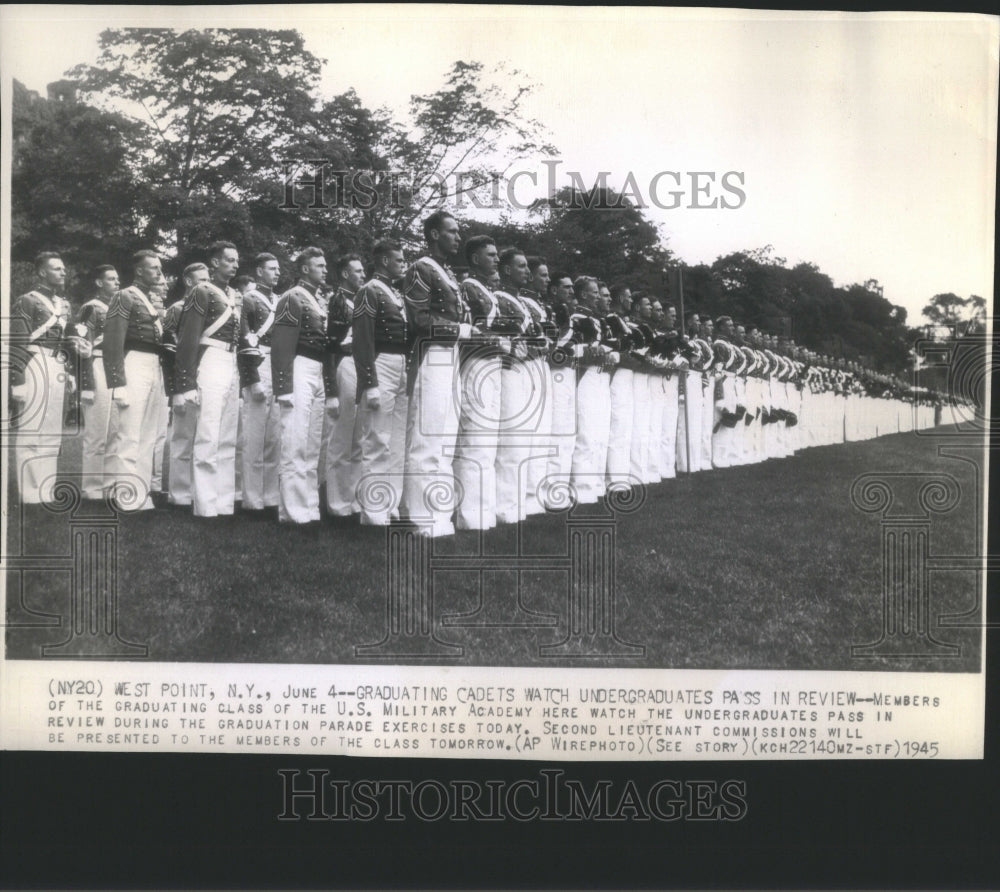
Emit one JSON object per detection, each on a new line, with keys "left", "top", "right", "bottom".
{"left": 257, "top": 345, "right": 271, "bottom": 355}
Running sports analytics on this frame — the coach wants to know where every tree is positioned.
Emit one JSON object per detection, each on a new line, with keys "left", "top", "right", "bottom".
{"left": 11, "top": 79, "right": 150, "bottom": 281}
{"left": 921, "top": 293, "right": 968, "bottom": 331}
{"left": 69, "top": 28, "right": 324, "bottom": 255}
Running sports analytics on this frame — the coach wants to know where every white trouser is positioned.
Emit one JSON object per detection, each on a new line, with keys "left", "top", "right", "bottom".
{"left": 646, "top": 374, "right": 666, "bottom": 483}
{"left": 543, "top": 359, "right": 577, "bottom": 508}
{"left": 191, "top": 344, "right": 239, "bottom": 517}
{"left": 676, "top": 370, "right": 702, "bottom": 473}
{"left": 240, "top": 351, "right": 281, "bottom": 509}
{"left": 571, "top": 367, "right": 611, "bottom": 504}
{"left": 278, "top": 355, "right": 325, "bottom": 524}
{"left": 14, "top": 347, "right": 66, "bottom": 504}
{"left": 606, "top": 367, "right": 634, "bottom": 487}
{"left": 700, "top": 374, "right": 715, "bottom": 470}
{"left": 81, "top": 356, "right": 115, "bottom": 499}
{"left": 404, "top": 343, "right": 461, "bottom": 537}
{"left": 712, "top": 374, "right": 737, "bottom": 469}
{"left": 523, "top": 357, "right": 553, "bottom": 515}
{"left": 659, "top": 374, "right": 680, "bottom": 479}
{"left": 453, "top": 352, "right": 502, "bottom": 530}
{"left": 151, "top": 385, "right": 169, "bottom": 492}
{"left": 168, "top": 397, "right": 197, "bottom": 505}
{"left": 106, "top": 350, "right": 162, "bottom": 510}
{"left": 495, "top": 359, "right": 534, "bottom": 524}
{"left": 629, "top": 372, "right": 652, "bottom": 481}
{"left": 325, "top": 357, "right": 362, "bottom": 516}
{"left": 355, "top": 352, "right": 408, "bottom": 526}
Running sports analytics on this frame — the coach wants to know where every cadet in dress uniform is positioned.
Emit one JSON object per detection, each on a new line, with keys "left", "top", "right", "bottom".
{"left": 323, "top": 254, "right": 366, "bottom": 517}
{"left": 656, "top": 305, "right": 683, "bottom": 479}
{"left": 162, "top": 263, "right": 209, "bottom": 506}
{"left": 518, "top": 263, "right": 556, "bottom": 515}
{"left": 543, "top": 274, "right": 579, "bottom": 505}
{"left": 352, "top": 240, "right": 410, "bottom": 526}
{"left": 453, "top": 235, "right": 505, "bottom": 531}
{"left": 77, "top": 264, "right": 119, "bottom": 499}
{"left": 570, "top": 276, "right": 618, "bottom": 504}
{"left": 149, "top": 275, "right": 171, "bottom": 501}
{"left": 173, "top": 241, "right": 243, "bottom": 517}
{"left": 401, "top": 211, "right": 474, "bottom": 538}
{"left": 493, "top": 248, "right": 538, "bottom": 524}
{"left": 9, "top": 253, "right": 80, "bottom": 504}
{"left": 237, "top": 253, "right": 283, "bottom": 511}
{"left": 271, "top": 247, "right": 333, "bottom": 524}
{"left": 605, "top": 285, "right": 636, "bottom": 489}
{"left": 102, "top": 250, "right": 168, "bottom": 509}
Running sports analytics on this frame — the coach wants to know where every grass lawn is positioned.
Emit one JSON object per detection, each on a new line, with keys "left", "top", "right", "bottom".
{"left": 5, "top": 424, "right": 985, "bottom": 671}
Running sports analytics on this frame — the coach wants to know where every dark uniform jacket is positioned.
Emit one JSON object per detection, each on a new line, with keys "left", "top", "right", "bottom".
{"left": 270, "top": 280, "right": 334, "bottom": 398}
{"left": 9, "top": 286, "right": 74, "bottom": 388}
{"left": 173, "top": 280, "right": 241, "bottom": 395}
{"left": 77, "top": 297, "right": 109, "bottom": 392}
{"left": 352, "top": 273, "right": 409, "bottom": 400}
{"left": 239, "top": 284, "right": 278, "bottom": 390}
{"left": 103, "top": 284, "right": 165, "bottom": 391}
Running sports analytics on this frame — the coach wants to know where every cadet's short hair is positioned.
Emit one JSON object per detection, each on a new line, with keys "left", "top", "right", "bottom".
{"left": 207, "top": 241, "right": 238, "bottom": 262}
{"left": 33, "top": 252, "right": 62, "bottom": 273}
{"left": 232, "top": 275, "right": 253, "bottom": 290}
{"left": 182, "top": 262, "right": 208, "bottom": 280}
{"left": 131, "top": 249, "right": 160, "bottom": 271}
{"left": 527, "top": 256, "right": 547, "bottom": 273}
{"left": 423, "top": 210, "right": 456, "bottom": 243}
{"left": 373, "top": 239, "right": 402, "bottom": 264}
{"left": 464, "top": 235, "right": 495, "bottom": 264}
{"left": 547, "top": 271, "right": 571, "bottom": 293}
{"left": 296, "top": 246, "right": 325, "bottom": 271}
{"left": 716, "top": 315, "right": 733, "bottom": 327}
{"left": 254, "top": 252, "right": 278, "bottom": 270}
{"left": 610, "top": 283, "right": 631, "bottom": 301}
{"left": 573, "top": 275, "right": 598, "bottom": 298}
{"left": 335, "top": 253, "right": 363, "bottom": 278}
{"left": 497, "top": 247, "right": 525, "bottom": 272}
{"left": 92, "top": 264, "right": 116, "bottom": 280}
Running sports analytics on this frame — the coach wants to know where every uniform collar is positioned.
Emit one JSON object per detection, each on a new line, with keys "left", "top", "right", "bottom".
{"left": 297, "top": 279, "right": 320, "bottom": 296}
{"left": 37, "top": 284, "right": 59, "bottom": 299}
{"left": 255, "top": 284, "right": 273, "bottom": 297}
{"left": 373, "top": 272, "right": 395, "bottom": 286}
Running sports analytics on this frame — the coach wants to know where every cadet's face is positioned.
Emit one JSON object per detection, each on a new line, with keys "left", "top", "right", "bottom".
{"left": 598, "top": 286, "right": 612, "bottom": 310}
{"left": 580, "top": 280, "right": 599, "bottom": 307}
{"left": 343, "top": 259, "right": 366, "bottom": 290}
{"left": 303, "top": 256, "right": 327, "bottom": 285}
{"left": 636, "top": 298, "right": 652, "bottom": 320}
{"left": 618, "top": 289, "right": 633, "bottom": 313}
{"left": 40, "top": 259, "right": 67, "bottom": 289}
{"left": 137, "top": 257, "right": 162, "bottom": 287}
{"left": 533, "top": 264, "right": 550, "bottom": 293}
{"left": 506, "top": 253, "right": 530, "bottom": 287}
{"left": 651, "top": 302, "right": 664, "bottom": 322}
{"left": 553, "top": 277, "right": 573, "bottom": 303}
{"left": 475, "top": 244, "right": 499, "bottom": 275}
{"left": 666, "top": 307, "right": 677, "bottom": 327}
{"left": 434, "top": 217, "right": 462, "bottom": 257}
{"left": 185, "top": 268, "right": 210, "bottom": 291}
{"left": 736, "top": 325, "right": 746, "bottom": 339}
{"left": 97, "top": 269, "right": 119, "bottom": 296}
{"left": 384, "top": 250, "right": 406, "bottom": 280}
{"left": 258, "top": 260, "right": 281, "bottom": 288}
{"left": 212, "top": 248, "right": 239, "bottom": 280}
{"left": 721, "top": 319, "right": 734, "bottom": 337}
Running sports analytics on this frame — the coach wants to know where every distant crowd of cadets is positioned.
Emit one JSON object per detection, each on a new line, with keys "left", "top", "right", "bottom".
{"left": 8, "top": 211, "right": 946, "bottom": 534}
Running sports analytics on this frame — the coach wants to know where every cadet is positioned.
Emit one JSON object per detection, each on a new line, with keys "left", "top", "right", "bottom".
{"left": 173, "top": 241, "right": 242, "bottom": 517}
{"left": 544, "top": 273, "right": 579, "bottom": 505}
{"left": 77, "top": 264, "right": 119, "bottom": 499}
{"left": 401, "top": 211, "right": 473, "bottom": 538}
{"left": 163, "top": 263, "right": 209, "bottom": 507}
{"left": 323, "top": 253, "right": 366, "bottom": 518}
{"left": 102, "top": 250, "right": 167, "bottom": 510}
{"left": 352, "top": 239, "right": 410, "bottom": 526}
{"left": 453, "top": 235, "right": 505, "bottom": 531}
{"left": 9, "top": 252, "right": 79, "bottom": 504}
{"left": 605, "top": 284, "right": 637, "bottom": 488}
{"left": 271, "top": 247, "right": 332, "bottom": 524}
{"left": 239, "top": 253, "right": 283, "bottom": 512}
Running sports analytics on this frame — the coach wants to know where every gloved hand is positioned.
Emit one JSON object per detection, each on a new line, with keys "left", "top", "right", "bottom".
{"left": 458, "top": 323, "right": 474, "bottom": 340}
{"left": 277, "top": 394, "right": 294, "bottom": 409}
{"left": 248, "top": 382, "right": 267, "bottom": 402}
{"left": 11, "top": 383, "right": 28, "bottom": 404}
{"left": 365, "top": 388, "right": 381, "bottom": 411}
{"left": 325, "top": 396, "right": 340, "bottom": 419}
{"left": 113, "top": 389, "right": 130, "bottom": 409}
{"left": 81, "top": 390, "right": 95, "bottom": 405}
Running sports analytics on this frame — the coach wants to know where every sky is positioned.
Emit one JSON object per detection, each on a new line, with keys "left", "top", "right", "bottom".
{"left": 1, "top": 4, "right": 997, "bottom": 323}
